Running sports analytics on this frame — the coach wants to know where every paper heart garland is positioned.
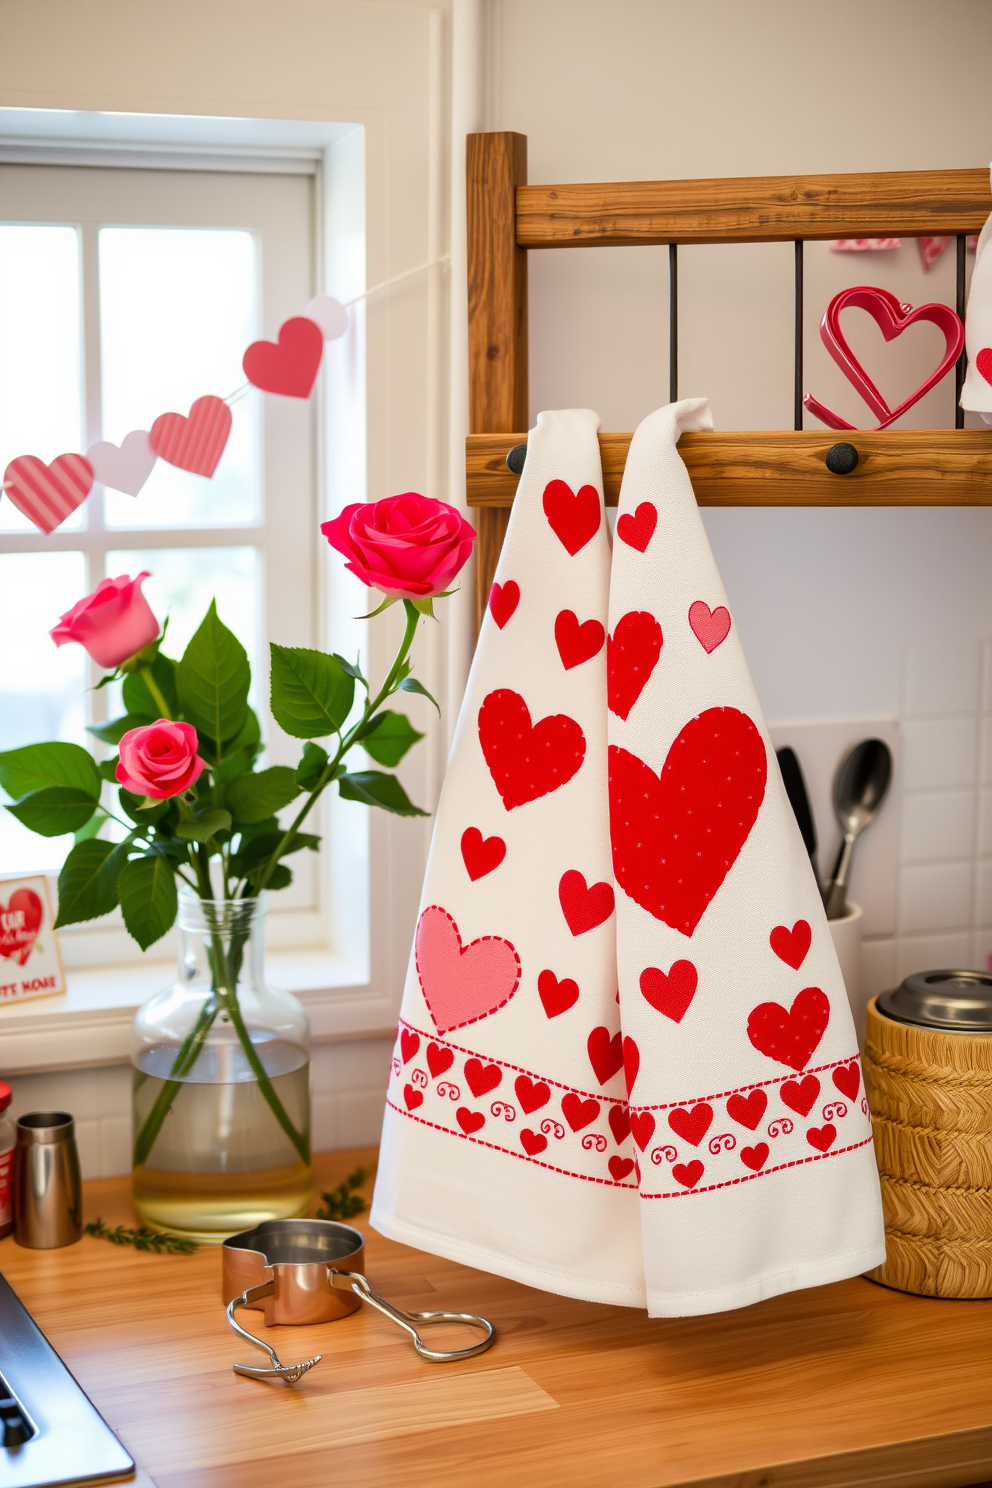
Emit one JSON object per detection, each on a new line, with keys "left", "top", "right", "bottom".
{"left": 542, "top": 478, "right": 601, "bottom": 555}
{"left": 304, "top": 295, "right": 349, "bottom": 341}
{"left": 478, "top": 689, "right": 586, "bottom": 810}
{"left": 86, "top": 431, "right": 157, "bottom": 497}
{"left": 150, "top": 396, "right": 232, "bottom": 477}
{"left": 0, "top": 887, "right": 44, "bottom": 966}
{"left": 3, "top": 454, "right": 94, "bottom": 533}
{"left": 243, "top": 316, "right": 324, "bottom": 399}
{"left": 415, "top": 905, "right": 520, "bottom": 1034}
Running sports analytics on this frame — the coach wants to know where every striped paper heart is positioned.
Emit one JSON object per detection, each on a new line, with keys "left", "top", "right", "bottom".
{"left": 149, "top": 396, "right": 232, "bottom": 477}
{"left": 3, "top": 454, "right": 94, "bottom": 533}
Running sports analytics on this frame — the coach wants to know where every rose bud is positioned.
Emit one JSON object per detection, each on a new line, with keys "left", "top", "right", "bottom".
{"left": 116, "top": 720, "right": 206, "bottom": 800}
{"left": 51, "top": 572, "right": 160, "bottom": 670}
{"left": 320, "top": 493, "right": 475, "bottom": 600}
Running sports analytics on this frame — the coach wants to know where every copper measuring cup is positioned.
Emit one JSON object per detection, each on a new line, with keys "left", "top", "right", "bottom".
{"left": 222, "top": 1218, "right": 495, "bottom": 1383}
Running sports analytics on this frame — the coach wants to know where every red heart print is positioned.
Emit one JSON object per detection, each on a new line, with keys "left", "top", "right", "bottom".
{"left": 832, "top": 1062, "right": 860, "bottom": 1100}
{"left": 639, "top": 960, "right": 698, "bottom": 1024}
{"left": 538, "top": 969, "right": 579, "bottom": 1018}
{"left": 770, "top": 920, "right": 812, "bottom": 970}
{"left": 0, "top": 889, "right": 44, "bottom": 966}
{"left": 609, "top": 1105, "right": 631, "bottom": 1145}
{"left": 672, "top": 1160, "right": 704, "bottom": 1189}
{"left": 616, "top": 501, "right": 657, "bottom": 552}
{"left": 515, "top": 1075, "right": 550, "bottom": 1114}
{"left": 426, "top": 1043, "right": 453, "bottom": 1079}
{"left": 3, "top": 454, "right": 93, "bottom": 534}
{"left": 806, "top": 1123, "right": 836, "bottom": 1153}
{"left": 748, "top": 987, "right": 830, "bottom": 1071}
{"left": 555, "top": 610, "right": 605, "bottom": 670}
{"left": 741, "top": 1143, "right": 769, "bottom": 1172}
{"left": 403, "top": 1084, "right": 423, "bottom": 1111}
{"left": 520, "top": 1129, "right": 548, "bottom": 1157}
{"left": 587, "top": 1027, "right": 624, "bottom": 1086}
{"left": 608, "top": 611, "right": 663, "bottom": 720}
{"left": 542, "top": 479, "right": 601, "bottom": 555}
{"left": 416, "top": 906, "right": 520, "bottom": 1034}
{"left": 488, "top": 581, "right": 520, "bottom": 629}
{"left": 977, "top": 347, "right": 992, "bottom": 386}
{"left": 562, "top": 1093, "right": 600, "bottom": 1132}
{"left": 150, "top": 395, "right": 232, "bottom": 477}
{"left": 726, "top": 1089, "right": 768, "bottom": 1131}
{"left": 465, "top": 1058, "right": 503, "bottom": 1098}
{"left": 559, "top": 870, "right": 615, "bottom": 936}
{"left": 667, "top": 1103, "right": 713, "bottom": 1147}
{"left": 629, "top": 1111, "right": 656, "bottom": 1151}
{"left": 780, "top": 1074, "right": 820, "bottom": 1117}
{"left": 479, "top": 689, "right": 586, "bottom": 811}
{"left": 456, "top": 1107, "right": 486, "bottom": 1135}
{"left": 609, "top": 1156, "right": 636, "bottom": 1181}
{"left": 688, "top": 601, "right": 732, "bottom": 654}
{"left": 400, "top": 1029, "right": 420, "bottom": 1065}
{"left": 243, "top": 315, "right": 324, "bottom": 398}
{"left": 609, "top": 708, "right": 766, "bottom": 935}
{"left": 460, "top": 827, "right": 506, "bottom": 882}
{"left": 623, "top": 1037, "right": 640, "bottom": 1097}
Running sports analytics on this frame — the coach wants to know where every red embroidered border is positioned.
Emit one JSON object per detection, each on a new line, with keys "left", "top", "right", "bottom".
{"left": 639, "top": 1136, "right": 875, "bottom": 1199}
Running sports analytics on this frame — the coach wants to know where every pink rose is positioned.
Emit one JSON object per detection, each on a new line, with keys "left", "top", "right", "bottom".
{"left": 51, "top": 572, "right": 160, "bottom": 670}
{"left": 116, "top": 720, "right": 206, "bottom": 799}
{"left": 320, "top": 494, "right": 475, "bottom": 599}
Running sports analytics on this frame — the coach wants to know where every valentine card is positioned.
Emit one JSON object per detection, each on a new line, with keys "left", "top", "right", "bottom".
{"left": 0, "top": 876, "right": 66, "bottom": 1005}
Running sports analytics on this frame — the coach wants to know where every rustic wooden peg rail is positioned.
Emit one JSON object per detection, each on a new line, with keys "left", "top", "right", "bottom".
{"left": 465, "top": 131, "right": 992, "bottom": 631}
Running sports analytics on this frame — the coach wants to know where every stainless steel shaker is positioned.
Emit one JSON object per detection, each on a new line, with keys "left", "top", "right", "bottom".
{"left": 13, "top": 1112, "right": 82, "bottom": 1248}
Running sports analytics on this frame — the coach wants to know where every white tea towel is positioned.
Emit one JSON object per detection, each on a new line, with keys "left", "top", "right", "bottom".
{"left": 608, "top": 401, "right": 886, "bottom": 1318}
{"left": 372, "top": 409, "right": 645, "bottom": 1307}
{"left": 960, "top": 165, "right": 992, "bottom": 418}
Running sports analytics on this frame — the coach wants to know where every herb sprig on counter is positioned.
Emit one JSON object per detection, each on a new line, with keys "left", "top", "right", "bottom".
{"left": 84, "top": 1217, "right": 199, "bottom": 1254}
{"left": 315, "top": 1167, "right": 372, "bottom": 1221}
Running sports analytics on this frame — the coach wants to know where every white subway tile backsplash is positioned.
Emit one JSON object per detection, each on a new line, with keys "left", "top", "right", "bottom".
{"left": 898, "top": 862, "right": 973, "bottom": 933}
{"left": 861, "top": 937, "right": 896, "bottom": 999}
{"left": 901, "top": 717, "right": 978, "bottom": 790}
{"left": 982, "top": 640, "right": 992, "bottom": 713}
{"left": 979, "top": 791, "right": 992, "bottom": 857}
{"left": 975, "top": 860, "right": 992, "bottom": 924}
{"left": 981, "top": 719, "right": 992, "bottom": 786}
{"left": 894, "top": 932, "right": 973, "bottom": 982}
{"left": 904, "top": 642, "right": 980, "bottom": 717}
{"left": 900, "top": 790, "right": 976, "bottom": 863}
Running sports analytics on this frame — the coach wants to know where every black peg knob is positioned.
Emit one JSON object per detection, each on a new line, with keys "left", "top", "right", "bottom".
{"left": 506, "top": 444, "right": 527, "bottom": 475}
{"left": 825, "top": 442, "right": 859, "bottom": 475}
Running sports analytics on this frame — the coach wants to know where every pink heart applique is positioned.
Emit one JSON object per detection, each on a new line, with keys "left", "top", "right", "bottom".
{"left": 688, "top": 601, "right": 731, "bottom": 654}
{"left": 415, "top": 905, "right": 520, "bottom": 1034}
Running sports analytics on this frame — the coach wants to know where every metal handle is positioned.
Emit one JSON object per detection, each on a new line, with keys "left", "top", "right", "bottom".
{"left": 329, "top": 1268, "right": 496, "bottom": 1362}
{"left": 226, "top": 1282, "right": 323, "bottom": 1384}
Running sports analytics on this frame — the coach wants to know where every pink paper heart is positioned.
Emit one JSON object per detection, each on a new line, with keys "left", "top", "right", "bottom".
{"left": 87, "top": 431, "right": 156, "bottom": 496}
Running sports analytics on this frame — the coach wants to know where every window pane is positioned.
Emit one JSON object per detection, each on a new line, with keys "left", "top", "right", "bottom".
{"left": 0, "top": 551, "right": 87, "bottom": 873}
{"left": 100, "top": 228, "right": 258, "bottom": 530}
{"left": 0, "top": 225, "right": 84, "bottom": 534}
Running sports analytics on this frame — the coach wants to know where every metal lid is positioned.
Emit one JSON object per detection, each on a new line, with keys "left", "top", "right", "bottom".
{"left": 876, "top": 969, "right": 992, "bottom": 1032}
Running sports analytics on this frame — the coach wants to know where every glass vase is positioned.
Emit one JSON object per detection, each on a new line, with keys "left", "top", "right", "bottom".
{"left": 131, "top": 888, "right": 312, "bottom": 1241}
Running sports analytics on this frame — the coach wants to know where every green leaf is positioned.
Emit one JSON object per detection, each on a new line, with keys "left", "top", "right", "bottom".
{"left": 177, "top": 600, "right": 250, "bottom": 747}
{"left": 362, "top": 710, "right": 424, "bottom": 767}
{"left": 87, "top": 714, "right": 152, "bottom": 745}
{"left": 269, "top": 644, "right": 355, "bottom": 738}
{"left": 229, "top": 829, "right": 319, "bottom": 875}
{"left": 98, "top": 759, "right": 119, "bottom": 783}
{"left": 0, "top": 741, "right": 102, "bottom": 801}
{"left": 398, "top": 676, "right": 440, "bottom": 715}
{"left": 332, "top": 653, "right": 366, "bottom": 684}
{"left": 248, "top": 862, "right": 292, "bottom": 890}
{"left": 226, "top": 766, "right": 301, "bottom": 824}
{"left": 118, "top": 854, "right": 178, "bottom": 950}
{"left": 122, "top": 655, "right": 179, "bottom": 720}
{"left": 55, "top": 839, "right": 127, "bottom": 927}
{"left": 295, "top": 742, "right": 329, "bottom": 791}
{"left": 119, "top": 788, "right": 170, "bottom": 825}
{"left": 175, "top": 809, "right": 232, "bottom": 843}
{"left": 6, "top": 787, "right": 100, "bottom": 837}
{"left": 337, "top": 771, "right": 429, "bottom": 817}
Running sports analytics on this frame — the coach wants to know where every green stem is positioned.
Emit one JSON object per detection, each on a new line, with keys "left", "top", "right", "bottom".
{"left": 132, "top": 995, "right": 221, "bottom": 1167}
{"left": 141, "top": 668, "right": 172, "bottom": 720}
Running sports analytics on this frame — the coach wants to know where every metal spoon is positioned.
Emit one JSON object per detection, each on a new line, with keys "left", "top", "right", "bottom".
{"left": 823, "top": 738, "right": 892, "bottom": 920}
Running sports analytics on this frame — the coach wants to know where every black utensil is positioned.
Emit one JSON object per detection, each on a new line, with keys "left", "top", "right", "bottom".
{"left": 776, "top": 746, "right": 819, "bottom": 887}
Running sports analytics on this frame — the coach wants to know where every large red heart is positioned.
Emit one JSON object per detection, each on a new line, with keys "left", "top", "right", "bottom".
{"left": 555, "top": 610, "right": 605, "bottom": 670}
{"left": 3, "top": 455, "right": 93, "bottom": 534}
{"left": 514, "top": 1075, "right": 550, "bottom": 1114}
{"left": 587, "top": 1026, "right": 624, "bottom": 1085}
{"left": 609, "top": 708, "right": 766, "bottom": 935}
{"left": 559, "top": 870, "right": 615, "bottom": 936}
{"left": 488, "top": 581, "right": 520, "bottom": 629}
{"left": 726, "top": 1089, "right": 768, "bottom": 1130}
{"left": 0, "top": 888, "right": 44, "bottom": 966}
{"left": 770, "top": 920, "right": 812, "bottom": 970}
{"left": 415, "top": 906, "right": 520, "bottom": 1034}
{"left": 630, "top": 1111, "right": 656, "bottom": 1151}
{"left": 562, "top": 1093, "right": 600, "bottom": 1131}
{"left": 639, "top": 960, "right": 698, "bottom": 1023}
{"left": 542, "top": 479, "right": 601, "bottom": 555}
{"left": 243, "top": 316, "right": 324, "bottom": 398}
{"left": 478, "top": 689, "right": 586, "bottom": 810}
{"left": 688, "top": 601, "right": 731, "bottom": 655}
{"left": 616, "top": 501, "right": 657, "bottom": 552}
{"left": 460, "top": 827, "right": 506, "bottom": 882}
{"left": 748, "top": 988, "right": 830, "bottom": 1072}
{"left": 667, "top": 1103, "right": 713, "bottom": 1147}
{"left": 833, "top": 1062, "right": 860, "bottom": 1100}
{"left": 608, "top": 611, "right": 663, "bottom": 720}
{"left": 464, "top": 1058, "right": 503, "bottom": 1097}
{"left": 150, "top": 395, "right": 232, "bottom": 477}
{"left": 609, "top": 1105, "right": 631, "bottom": 1145}
{"left": 538, "top": 969, "right": 579, "bottom": 1018}
{"left": 780, "top": 1074, "right": 820, "bottom": 1117}
{"left": 672, "top": 1160, "right": 704, "bottom": 1189}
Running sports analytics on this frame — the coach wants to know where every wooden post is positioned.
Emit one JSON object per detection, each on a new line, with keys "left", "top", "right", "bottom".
{"left": 466, "top": 131, "right": 528, "bottom": 635}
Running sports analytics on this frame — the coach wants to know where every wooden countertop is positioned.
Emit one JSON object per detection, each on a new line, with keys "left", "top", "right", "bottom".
{"left": 2, "top": 1149, "right": 991, "bottom": 1488}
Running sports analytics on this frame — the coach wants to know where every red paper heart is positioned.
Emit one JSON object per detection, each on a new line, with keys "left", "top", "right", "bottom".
{"left": 630, "top": 1111, "right": 656, "bottom": 1151}
{"left": 562, "top": 1093, "right": 600, "bottom": 1131}
{"left": 416, "top": 906, "right": 520, "bottom": 1034}
{"left": 726, "top": 1089, "right": 768, "bottom": 1130}
{"left": 0, "top": 889, "right": 44, "bottom": 966}
{"left": 400, "top": 1029, "right": 420, "bottom": 1065}
{"left": 403, "top": 1084, "right": 423, "bottom": 1111}
{"left": 780, "top": 1075, "right": 820, "bottom": 1117}
{"left": 639, "top": 960, "right": 698, "bottom": 1023}
{"left": 587, "top": 1026, "right": 624, "bottom": 1085}
{"left": 559, "top": 870, "right": 615, "bottom": 936}
{"left": 555, "top": 610, "right": 605, "bottom": 670}
{"left": 488, "top": 581, "right": 520, "bottom": 629}
{"left": 741, "top": 1143, "right": 769, "bottom": 1172}
{"left": 609, "top": 1105, "right": 631, "bottom": 1145}
{"left": 465, "top": 1058, "right": 503, "bottom": 1098}
{"left": 460, "top": 827, "right": 506, "bottom": 881}
{"left": 806, "top": 1123, "right": 836, "bottom": 1152}
{"left": 542, "top": 479, "right": 601, "bottom": 555}
{"left": 608, "top": 611, "right": 663, "bottom": 720}
{"left": 243, "top": 316, "right": 324, "bottom": 398}
{"left": 770, "top": 920, "right": 812, "bottom": 970}
{"left": 667, "top": 1103, "right": 713, "bottom": 1147}
{"left": 520, "top": 1128, "right": 548, "bottom": 1157}
{"left": 672, "top": 1160, "right": 704, "bottom": 1189}
{"left": 832, "top": 1062, "right": 860, "bottom": 1100}
{"left": 616, "top": 501, "right": 657, "bottom": 552}
{"left": 748, "top": 987, "right": 830, "bottom": 1071}
{"left": 976, "top": 347, "right": 992, "bottom": 386}
{"left": 688, "top": 601, "right": 731, "bottom": 654}
{"left": 609, "top": 1156, "right": 636, "bottom": 1181}
{"left": 609, "top": 708, "right": 766, "bottom": 935}
{"left": 456, "top": 1107, "right": 485, "bottom": 1135}
{"left": 515, "top": 1075, "right": 550, "bottom": 1114}
{"left": 150, "top": 395, "right": 232, "bottom": 477}
{"left": 479, "top": 689, "right": 586, "bottom": 810}
{"left": 3, "top": 455, "right": 93, "bottom": 534}
{"left": 538, "top": 969, "right": 579, "bottom": 1018}
{"left": 623, "top": 1037, "right": 640, "bottom": 1097}
{"left": 426, "top": 1043, "right": 453, "bottom": 1079}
